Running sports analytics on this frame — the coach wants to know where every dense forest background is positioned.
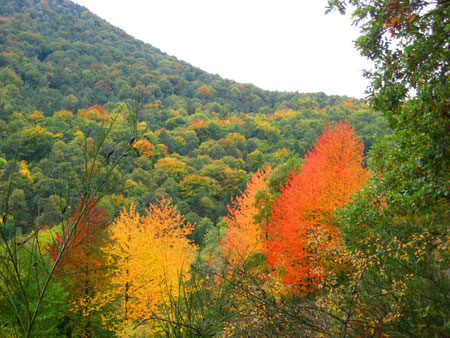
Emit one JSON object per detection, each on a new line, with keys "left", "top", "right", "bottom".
{"left": 0, "top": 0, "right": 447, "bottom": 337}
{"left": 0, "top": 0, "right": 386, "bottom": 240}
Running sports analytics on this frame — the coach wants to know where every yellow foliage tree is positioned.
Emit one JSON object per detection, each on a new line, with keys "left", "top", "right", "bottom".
{"left": 101, "top": 199, "right": 197, "bottom": 331}
{"left": 18, "top": 160, "right": 32, "bottom": 181}
{"left": 154, "top": 157, "right": 187, "bottom": 179}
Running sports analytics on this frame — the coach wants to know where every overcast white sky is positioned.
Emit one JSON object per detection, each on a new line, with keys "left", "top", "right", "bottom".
{"left": 73, "top": 0, "right": 371, "bottom": 98}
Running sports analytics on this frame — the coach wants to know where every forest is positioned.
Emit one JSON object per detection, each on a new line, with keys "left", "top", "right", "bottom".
{"left": 0, "top": 0, "right": 448, "bottom": 336}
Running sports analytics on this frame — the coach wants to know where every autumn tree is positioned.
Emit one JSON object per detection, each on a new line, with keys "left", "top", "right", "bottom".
{"left": 102, "top": 199, "right": 197, "bottom": 333}
{"left": 265, "top": 122, "right": 370, "bottom": 293}
{"left": 222, "top": 166, "right": 271, "bottom": 263}
{"left": 77, "top": 105, "right": 110, "bottom": 122}
{"left": 49, "top": 198, "right": 111, "bottom": 336}
{"left": 133, "top": 139, "right": 155, "bottom": 157}
{"left": 154, "top": 157, "right": 187, "bottom": 180}
{"left": 195, "top": 85, "right": 215, "bottom": 99}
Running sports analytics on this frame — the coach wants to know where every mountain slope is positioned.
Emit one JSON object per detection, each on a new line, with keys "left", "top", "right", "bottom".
{"left": 0, "top": 0, "right": 386, "bottom": 236}
{"left": 0, "top": 0, "right": 308, "bottom": 116}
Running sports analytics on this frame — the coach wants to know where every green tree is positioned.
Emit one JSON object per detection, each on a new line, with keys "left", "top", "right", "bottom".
{"left": 323, "top": 1, "right": 449, "bottom": 335}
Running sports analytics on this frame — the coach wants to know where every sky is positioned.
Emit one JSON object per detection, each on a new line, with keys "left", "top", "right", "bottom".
{"left": 73, "top": 0, "right": 371, "bottom": 98}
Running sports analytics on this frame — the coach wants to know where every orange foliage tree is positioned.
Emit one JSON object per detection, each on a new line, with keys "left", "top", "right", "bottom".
{"left": 133, "top": 139, "right": 155, "bottom": 157}
{"left": 195, "top": 85, "right": 215, "bottom": 98}
{"left": 49, "top": 198, "right": 110, "bottom": 335}
{"left": 222, "top": 166, "right": 271, "bottom": 263}
{"left": 265, "top": 122, "right": 370, "bottom": 294}
{"left": 101, "top": 199, "right": 197, "bottom": 330}
{"left": 77, "top": 104, "right": 109, "bottom": 121}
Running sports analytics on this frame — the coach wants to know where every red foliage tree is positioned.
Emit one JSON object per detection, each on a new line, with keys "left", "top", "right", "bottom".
{"left": 49, "top": 197, "right": 110, "bottom": 335}
{"left": 265, "top": 122, "right": 370, "bottom": 294}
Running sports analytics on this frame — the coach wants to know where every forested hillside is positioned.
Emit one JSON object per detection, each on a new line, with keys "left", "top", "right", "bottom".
{"left": 1, "top": 0, "right": 373, "bottom": 116}
{"left": 0, "top": 0, "right": 447, "bottom": 336}
{"left": 0, "top": 0, "right": 385, "bottom": 237}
